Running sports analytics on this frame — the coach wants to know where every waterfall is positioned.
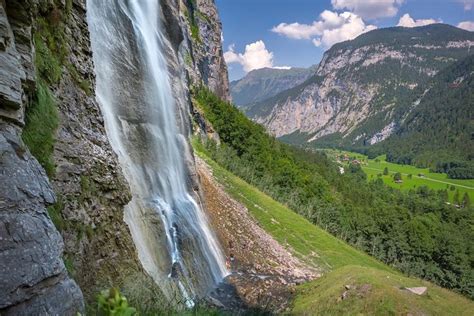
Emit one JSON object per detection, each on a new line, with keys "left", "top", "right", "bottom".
{"left": 87, "top": 0, "right": 228, "bottom": 304}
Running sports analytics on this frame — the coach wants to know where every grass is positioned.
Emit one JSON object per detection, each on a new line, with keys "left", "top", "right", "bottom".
{"left": 293, "top": 265, "right": 474, "bottom": 315}
{"left": 193, "top": 142, "right": 474, "bottom": 315}
{"left": 22, "top": 81, "right": 59, "bottom": 177}
{"left": 185, "top": 1, "right": 201, "bottom": 43}
{"left": 47, "top": 197, "right": 65, "bottom": 231}
{"left": 325, "top": 149, "right": 474, "bottom": 203}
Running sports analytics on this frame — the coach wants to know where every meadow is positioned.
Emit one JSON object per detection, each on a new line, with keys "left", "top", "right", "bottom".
{"left": 324, "top": 149, "right": 474, "bottom": 204}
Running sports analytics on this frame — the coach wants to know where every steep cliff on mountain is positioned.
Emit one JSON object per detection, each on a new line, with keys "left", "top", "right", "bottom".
{"left": 245, "top": 24, "right": 474, "bottom": 148}
{"left": 0, "top": 2, "right": 83, "bottom": 314}
{"left": 0, "top": 0, "right": 230, "bottom": 312}
{"left": 230, "top": 66, "right": 315, "bottom": 107}
{"left": 176, "top": 0, "right": 229, "bottom": 100}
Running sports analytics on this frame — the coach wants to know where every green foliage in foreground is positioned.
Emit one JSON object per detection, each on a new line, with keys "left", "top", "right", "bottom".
{"left": 95, "top": 287, "right": 224, "bottom": 316}
{"left": 194, "top": 145, "right": 389, "bottom": 272}
{"left": 193, "top": 88, "right": 474, "bottom": 298}
{"left": 194, "top": 147, "right": 474, "bottom": 315}
{"left": 22, "top": 81, "right": 59, "bottom": 177}
{"left": 97, "top": 288, "right": 136, "bottom": 316}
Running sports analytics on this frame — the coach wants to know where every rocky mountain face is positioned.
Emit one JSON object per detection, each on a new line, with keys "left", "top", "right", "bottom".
{"left": 0, "top": 1, "right": 84, "bottom": 314}
{"left": 243, "top": 24, "right": 474, "bottom": 148}
{"left": 230, "top": 66, "right": 315, "bottom": 108}
{"left": 0, "top": 0, "right": 229, "bottom": 313}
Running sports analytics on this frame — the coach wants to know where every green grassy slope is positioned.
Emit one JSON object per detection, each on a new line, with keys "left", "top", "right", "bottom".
{"left": 194, "top": 145, "right": 474, "bottom": 315}
{"left": 293, "top": 265, "right": 473, "bottom": 315}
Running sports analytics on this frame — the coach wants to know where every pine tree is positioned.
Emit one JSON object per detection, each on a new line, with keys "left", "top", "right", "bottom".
{"left": 462, "top": 193, "right": 470, "bottom": 208}
{"left": 383, "top": 167, "right": 389, "bottom": 175}
{"left": 453, "top": 190, "right": 460, "bottom": 205}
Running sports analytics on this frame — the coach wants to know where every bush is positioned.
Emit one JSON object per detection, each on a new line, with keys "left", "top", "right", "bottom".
{"left": 22, "top": 81, "right": 59, "bottom": 177}
{"left": 97, "top": 288, "right": 137, "bottom": 316}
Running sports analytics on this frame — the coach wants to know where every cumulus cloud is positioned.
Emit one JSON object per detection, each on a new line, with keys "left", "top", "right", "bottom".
{"left": 331, "top": 0, "right": 405, "bottom": 19}
{"left": 457, "top": 0, "right": 474, "bottom": 10}
{"left": 272, "top": 10, "right": 376, "bottom": 48}
{"left": 223, "top": 41, "right": 274, "bottom": 72}
{"left": 458, "top": 21, "right": 474, "bottom": 31}
{"left": 397, "top": 14, "right": 441, "bottom": 28}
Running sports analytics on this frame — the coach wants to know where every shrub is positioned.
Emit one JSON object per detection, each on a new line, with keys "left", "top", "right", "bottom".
{"left": 97, "top": 288, "right": 137, "bottom": 316}
{"left": 22, "top": 81, "right": 59, "bottom": 177}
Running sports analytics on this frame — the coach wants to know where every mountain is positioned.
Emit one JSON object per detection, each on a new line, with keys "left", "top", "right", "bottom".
{"left": 241, "top": 24, "right": 474, "bottom": 149}
{"left": 230, "top": 66, "right": 315, "bottom": 107}
{"left": 374, "top": 54, "right": 474, "bottom": 177}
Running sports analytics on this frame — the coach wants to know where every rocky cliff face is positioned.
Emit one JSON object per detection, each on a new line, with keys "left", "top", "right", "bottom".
{"left": 171, "top": 0, "right": 230, "bottom": 101}
{"left": 245, "top": 24, "right": 474, "bottom": 147}
{"left": 0, "top": 2, "right": 83, "bottom": 314}
{"left": 1, "top": 0, "right": 230, "bottom": 312}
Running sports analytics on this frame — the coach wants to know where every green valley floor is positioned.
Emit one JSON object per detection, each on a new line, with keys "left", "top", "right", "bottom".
{"left": 324, "top": 149, "right": 474, "bottom": 204}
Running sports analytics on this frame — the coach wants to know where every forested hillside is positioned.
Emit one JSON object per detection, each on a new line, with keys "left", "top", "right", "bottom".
{"left": 365, "top": 54, "right": 473, "bottom": 179}
{"left": 193, "top": 88, "right": 474, "bottom": 298}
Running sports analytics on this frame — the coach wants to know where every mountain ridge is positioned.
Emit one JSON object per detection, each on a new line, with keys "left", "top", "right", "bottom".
{"left": 230, "top": 66, "right": 315, "bottom": 107}
{"left": 240, "top": 24, "right": 473, "bottom": 147}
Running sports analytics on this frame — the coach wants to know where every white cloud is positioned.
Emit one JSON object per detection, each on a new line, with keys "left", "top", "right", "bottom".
{"left": 397, "top": 14, "right": 441, "bottom": 28}
{"left": 272, "top": 10, "right": 376, "bottom": 48}
{"left": 457, "top": 0, "right": 474, "bottom": 10}
{"left": 223, "top": 41, "right": 274, "bottom": 72}
{"left": 332, "top": 0, "right": 405, "bottom": 19}
{"left": 273, "top": 66, "right": 292, "bottom": 70}
{"left": 458, "top": 21, "right": 474, "bottom": 31}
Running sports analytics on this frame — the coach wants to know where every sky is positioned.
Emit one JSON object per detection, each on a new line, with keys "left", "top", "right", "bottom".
{"left": 215, "top": 0, "right": 474, "bottom": 81}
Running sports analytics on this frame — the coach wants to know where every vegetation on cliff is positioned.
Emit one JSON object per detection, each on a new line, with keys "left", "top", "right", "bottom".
{"left": 22, "top": 81, "right": 59, "bottom": 177}
{"left": 193, "top": 88, "right": 474, "bottom": 298}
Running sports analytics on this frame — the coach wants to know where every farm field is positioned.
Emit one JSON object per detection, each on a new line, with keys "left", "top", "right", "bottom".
{"left": 324, "top": 149, "right": 474, "bottom": 203}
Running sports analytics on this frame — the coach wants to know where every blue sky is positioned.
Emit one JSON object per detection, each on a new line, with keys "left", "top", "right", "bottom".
{"left": 216, "top": 0, "right": 474, "bottom": 81}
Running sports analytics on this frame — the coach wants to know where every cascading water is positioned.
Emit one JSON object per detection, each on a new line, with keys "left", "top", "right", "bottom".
{"left": 87, "top": 0, "right": 228, "bottom": 305}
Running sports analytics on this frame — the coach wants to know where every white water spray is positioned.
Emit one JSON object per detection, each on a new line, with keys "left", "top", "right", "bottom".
{"left": 87, "top": 0, "right": 228, "bottom": 304}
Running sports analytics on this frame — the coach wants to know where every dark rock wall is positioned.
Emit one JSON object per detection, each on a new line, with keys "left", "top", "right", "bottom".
{"left": 0, "top": 2, "right": 83, "bottom": 314}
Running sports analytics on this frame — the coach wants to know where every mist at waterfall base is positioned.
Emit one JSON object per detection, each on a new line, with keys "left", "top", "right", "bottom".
{"left": 87, "top": 0, "right": 228, "bottom": 306}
